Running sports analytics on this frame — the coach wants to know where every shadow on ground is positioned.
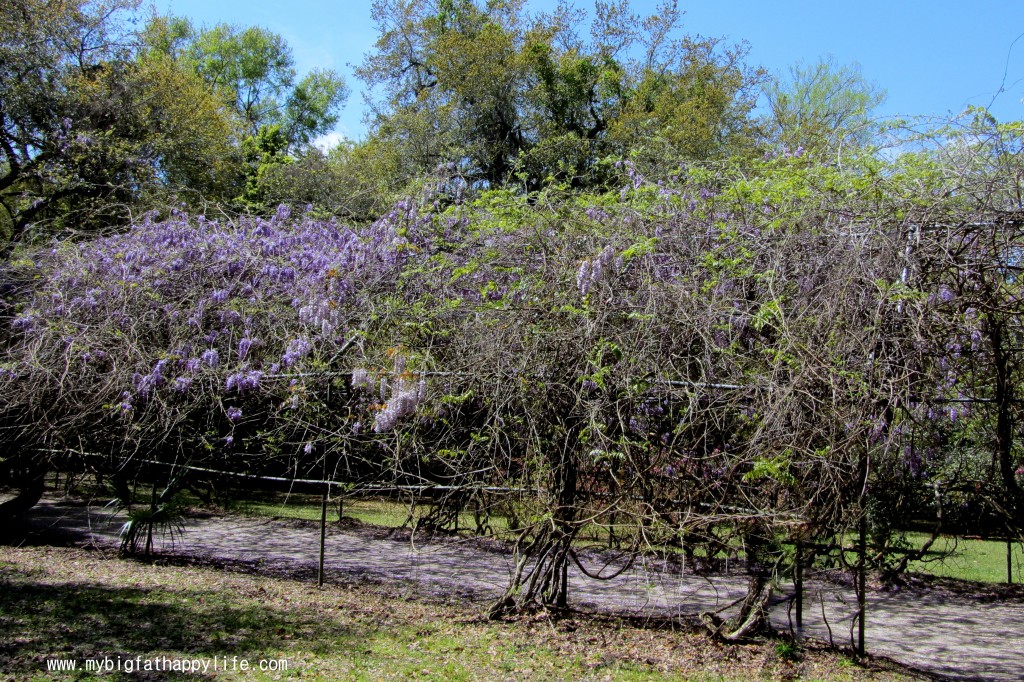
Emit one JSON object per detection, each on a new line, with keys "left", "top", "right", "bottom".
{"left": 0, "top": 563, "right": 364, "bottom": 678}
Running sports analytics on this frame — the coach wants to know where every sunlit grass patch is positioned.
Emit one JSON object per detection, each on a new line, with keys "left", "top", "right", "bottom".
{"left": 900, "top": 533, "right": 1024, "bottom": 584}
{"left": 234, "top": 494, "right": 512, "bottom": 536}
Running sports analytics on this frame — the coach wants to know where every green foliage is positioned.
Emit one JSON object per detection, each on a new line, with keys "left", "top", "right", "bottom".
{"left": 254, "top": 135, "right": 408, "bottom": 220}
{"left": 115, "top": 491, "right": 188, "bottom": 557}
{"left": 131, "top": 52, "right": 244, "bottom": 197}
{"left": 143, "top": 14, "right": 348, "bottom": 150}
{"left": 743, "top": 454, "right": 795, "bottom": 486}
{"left": 358, "top": 0, "right": 763, "bottom": 191}
{"left": 237, "top": 124, "right": 294, "bottom": 208}
{"left": 774, "top": 640, "right": 801, "bottom": 662}
{"left": 606, "top": 39, "right": 763, "bottom": 166}
{"left": 762, "top": 56, "right": 886, "bottom": 156}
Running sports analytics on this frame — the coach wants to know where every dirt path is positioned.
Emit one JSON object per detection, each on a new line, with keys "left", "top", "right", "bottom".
{"left": 15, "top": 498, "right": 1024, "bottom": 681}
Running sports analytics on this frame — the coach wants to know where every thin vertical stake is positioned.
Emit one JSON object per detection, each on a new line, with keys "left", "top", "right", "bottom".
{"left": 1008, "top": 537, "right": 1013, "bottom": 586}
{"left": 145, "top": 480, "right": 157, "bottom": 556}
{"left": 318, "top": 490, "right": 328, "bottom": 589}
{"left": 795, "top": 540, "right": 804, "bottom": 634}
{"left": 857, "top": 515, "right": 867, "bottom": 657}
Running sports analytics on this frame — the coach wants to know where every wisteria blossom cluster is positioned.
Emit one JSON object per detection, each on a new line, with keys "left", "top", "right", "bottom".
{"left": 349, "top": 356, "right": 428, "bottom": 433}
{"left": 576, "top": 245, "right": 623, "bottom": 296}
{"left": 373, "top": 374, "right": 428, "bottom": 433}
{"left": 0, "top": 181, "right": 585, "bottom": 468}
{"left": 0, "top": 199, "right": 459, "bottom": 459}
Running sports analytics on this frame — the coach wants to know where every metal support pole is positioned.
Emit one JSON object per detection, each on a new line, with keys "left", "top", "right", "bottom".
{"left": 318, "top": 490, "right": 328, "bottom": 589}
{"left": 857, "top": 515, "right": 867, "bottom": 657}
{"left": 1008, "top": 537, "right": 1013, "bottom": 586}
{"left": 795, "top": 540, "right": 804, "bottom": 634}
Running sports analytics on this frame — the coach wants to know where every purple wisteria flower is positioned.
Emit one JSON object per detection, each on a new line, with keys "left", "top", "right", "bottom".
{"left": 577, "top": 245, "right": 622, "bottom": 296}
{"left": 238, "top": 336, "right": 253, "bottom": 360}
{"left": 225, "top": 370, "right": 263, "bottom": 393}
{"left": 351, "top": 368, "right": 372, "bottom": 390}
{"left": 373, "top": 374, "right": 426, "bottom": 432}
{"left": 282, "top": 338, "right": 312, "bottom": 367}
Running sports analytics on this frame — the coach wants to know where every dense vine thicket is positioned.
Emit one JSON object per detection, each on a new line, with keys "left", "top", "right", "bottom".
{"left": 3, "top": 120, "right": 1023, "bottom": 629}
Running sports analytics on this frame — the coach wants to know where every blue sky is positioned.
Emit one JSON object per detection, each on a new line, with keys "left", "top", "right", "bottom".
{"left": 155, "top": 0, "right": 1024, "bottom": 142}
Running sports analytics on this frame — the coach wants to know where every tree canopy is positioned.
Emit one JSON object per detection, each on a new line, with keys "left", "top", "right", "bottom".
{"left": 143, "top": 15, "right": 349, "bottom": 147}
{"left": 762, "top": 56, "right": 886, "bottom": 158}
{"left": 0, "top": 0, "right": 168, "bottom": 245}
{"left": 0, "top": 1, "right": 349, "bottom": 250}
{"left": 357, "top": 0, "right": 763, "bottom": 190}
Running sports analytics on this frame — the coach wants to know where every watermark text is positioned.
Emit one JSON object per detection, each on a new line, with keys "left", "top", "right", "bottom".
{"left": 46, "top": 655, "right": 289, "bottom": 674}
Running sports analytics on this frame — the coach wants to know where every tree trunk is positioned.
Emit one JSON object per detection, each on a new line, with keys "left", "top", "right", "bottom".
{"left": 490, "top": 438, "right": 579, "bottom": 617}
{"left": 988, "top": 318, "right": 1023, "bottom": 529}
{"left": 0, "top": 459, "right": 48, "bottom": 522}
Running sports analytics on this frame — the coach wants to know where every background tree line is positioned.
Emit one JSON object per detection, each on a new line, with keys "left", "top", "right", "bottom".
{"left": 1, "top": 0, "right": 885, "bottom": 248}
{"left": 0, "top": 0, "right": 347, "bottom": 247}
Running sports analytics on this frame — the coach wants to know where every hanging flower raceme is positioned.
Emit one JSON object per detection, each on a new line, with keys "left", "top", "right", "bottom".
{"left": 373, "top": 375, "right": 427, "bottom": 433}
{"left": 349, "top": 355, "right": 429, "bottom": 433}
{"left": 577, "top": 245, "right": 623, "bottom": 296}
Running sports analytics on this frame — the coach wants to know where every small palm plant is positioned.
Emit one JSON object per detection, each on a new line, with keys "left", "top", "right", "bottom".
{"left": 112, "top": 484, "right": 187, "bottom": 557}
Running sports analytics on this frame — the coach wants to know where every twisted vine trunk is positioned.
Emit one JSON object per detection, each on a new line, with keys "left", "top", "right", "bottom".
{"left": 0, "top": 455, "right": 47, "bottom": 522}
{"left": 490, "top": 439, "right": 578, "bottom": 617}
{"left": 700, "top": 529, "right": 779, "bottom": 640}
{"left": 701, "top": 572, "right": 774, "bottom": 641}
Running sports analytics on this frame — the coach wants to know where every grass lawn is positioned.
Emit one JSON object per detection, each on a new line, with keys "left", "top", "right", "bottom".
{"left": 900, "top": 533, "right": 1024, "bottom": 584}
{"left": 237, "top": 496, "right": 451, "bottom": 530}
{"left": 0, "top": 546, "right": 918, "bottom": 681}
